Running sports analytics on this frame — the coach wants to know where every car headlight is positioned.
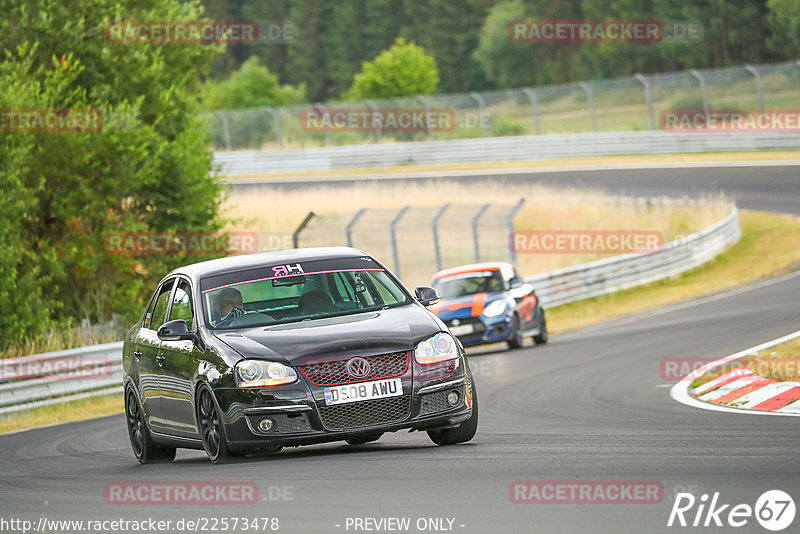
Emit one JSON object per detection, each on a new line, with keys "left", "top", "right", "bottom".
{"left": 235, "top": 360, "right": 298, "bottom": 387}
{"left": 482, "top": 299, "right": 506, "bottom": 318}
{"left": 414, "top": 332, "right": 459, "bottom": 365}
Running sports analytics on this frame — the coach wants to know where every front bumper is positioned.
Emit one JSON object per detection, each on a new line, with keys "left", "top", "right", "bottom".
{"left": 445, "top": 314, "right": 515, "bottom": 347}
{"left": 213, "top": 355, "right": 473, "bottom": 452}
{"left": 443, "top": 307, "right": 542, "bottom": 347}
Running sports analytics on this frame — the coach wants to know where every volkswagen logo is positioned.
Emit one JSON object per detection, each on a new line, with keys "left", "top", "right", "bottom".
{"left": 346, "top": 357, "right": 371, "bottom": 379}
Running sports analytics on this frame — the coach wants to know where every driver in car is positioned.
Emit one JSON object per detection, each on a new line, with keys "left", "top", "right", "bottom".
{"left": 212, "top": 287, "right": 246, "bottom": 326}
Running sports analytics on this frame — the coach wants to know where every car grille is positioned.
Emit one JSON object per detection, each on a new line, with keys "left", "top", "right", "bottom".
{"left": 318, "top": 396, "right": 411, "bottom": 430}
{"left": 299, "top": 352, "right": 409, "bottom": 386}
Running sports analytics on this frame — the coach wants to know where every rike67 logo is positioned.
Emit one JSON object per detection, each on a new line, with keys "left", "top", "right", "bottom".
{"left": 668, "top": 490, "right": 795, "bottom": 531}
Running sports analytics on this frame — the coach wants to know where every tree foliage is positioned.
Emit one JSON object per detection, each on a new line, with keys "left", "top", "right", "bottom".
{"left": 197, "top": 0, "right": 796, "bottom": 100}
{"left": 200, "top": 56, "right": 305, "bottom": 110}
{"left": 348, "top": 38, "right": 439, "bottom": 101}
{"left": 767, "top": 0, "right": 800, "bottom": 58}
{"left": 0, "top": 0, "right": 224, "bottom": 346}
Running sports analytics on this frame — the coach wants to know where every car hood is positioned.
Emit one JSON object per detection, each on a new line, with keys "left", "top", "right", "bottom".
{"left": 429, "top": 292, "right": 504, "bottom": 320}
{"left": 213, "top": 304, "right": 440, "bottom": 365}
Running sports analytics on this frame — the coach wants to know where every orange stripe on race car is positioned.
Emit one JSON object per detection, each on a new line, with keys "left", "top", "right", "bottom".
{"left": 471, "top": 292, "right": 487, "bottom": 317}
{"left": 433, "top": 266, "right": 501, "bottom": 279}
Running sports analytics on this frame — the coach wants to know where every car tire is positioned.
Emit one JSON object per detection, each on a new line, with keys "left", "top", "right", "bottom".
{"left": 196, "top": 384, "right": 236, "bottom": 464}
{"left": 125, "top": 388, "right": 176, "bottom": 464}
{"left": 533, "top": 312, "right": 548, "bottom": 345}
{"left": 507, "top": 314, "right": 523, "bottom": 349}
{"left": 427, "top": 382, "right": 478, "bottom": 446}
{"left": 346, "top": 433, "right": 383, "bottom": 445}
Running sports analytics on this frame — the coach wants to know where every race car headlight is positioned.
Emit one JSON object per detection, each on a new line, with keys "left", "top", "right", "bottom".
{"left": 414, "top": 332, "right": 459, "bottom": 365}
{"left": 482, "top": 299, "right": 506, "bottom": 318}
{"left": 235, "top": 360, "right": 297, "bottom": 387}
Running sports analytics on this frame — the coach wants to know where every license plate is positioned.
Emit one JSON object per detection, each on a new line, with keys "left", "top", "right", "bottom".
{"left": 324, "top": 378, "right": 403, "bottom": 406}
{"left": 449, "top": 324, "right": 474, "bottom": 336}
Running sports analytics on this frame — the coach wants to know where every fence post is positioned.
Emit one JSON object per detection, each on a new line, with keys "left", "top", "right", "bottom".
{"left": 431, "top": 203, "right": 451, "bottom": 271}
{"left": 292, "top": 211, "right": 315, "bottom": 248}
{"left": 634, "top": 73, "right": 655, "bottom": 130}
{"left": 744, "top": 64, "right": 765, "bottom": 114}
{"left": 505, "top": 198, "right": 526, "bottom": 265}
{"left": 469, "top": 91, "right": 489, "bottom": 137}
{"left": 690, "top": 69, "right": 710, "bottom": 118}
{"left": 472, "top": 204, "right": 491, "bottom": 262}
{"left": 390, "top": 207, "right": 410, "bottom": 277}
{"left": 214, "top": 111, "right": 232, "bottom": 151}
{"left": 345, "top": 208, "right": 367, "bottom": 247}
{"left": 578, "top": 82, "right": 597, "bottom": 132}
{"left": 314, "top": 103, "right": 333, "bottom": 146}
{"left": 264, "top": 106, "right": 282, "bottom": 146}
{"left": 365, "top": 100, "right": 382, "bottom": 142}
{"left": 521, "top": 88, "right": 541, "bottom": 135}
{"left": 418, "top": 96, "right": 435, "bottom": 140}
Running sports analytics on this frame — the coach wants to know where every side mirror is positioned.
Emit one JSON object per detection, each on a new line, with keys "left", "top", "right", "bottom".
{"left": 509, "top": 279, "right": 523, "bottom": 289}
{"left": 414, "top": 286, "right": 440, "bottom": 307}
{"left": 157, "top": 319, "right": 195, "bottom": 342}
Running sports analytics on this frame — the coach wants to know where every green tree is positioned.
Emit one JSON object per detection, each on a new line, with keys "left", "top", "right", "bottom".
{"left": 473, "top": 0, "right": 585, "bottom": 88}
{"left": 400, "top": 0, "right": 495, "bottom": 93}
{"left": 653, "top": 0, "right": 770, "bottom": 69}
{"left": 0, "top": 0, "right": 225, "bottom": 344}
{"left": 348, "top": 37, "right": 439, "bottom": 100}
{"left": 201, "top": 56, "right": 305, "bottom": 110}
{"left": 766, "top": 0, "right": 800, "bottom": 58}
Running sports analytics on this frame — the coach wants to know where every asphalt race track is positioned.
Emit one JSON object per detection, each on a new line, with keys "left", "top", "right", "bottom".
{"left": 1, "top": 165, "right": 799, "bottom": 533}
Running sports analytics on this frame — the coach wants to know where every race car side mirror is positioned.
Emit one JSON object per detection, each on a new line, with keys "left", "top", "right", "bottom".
{"left": 158, "top": 319, "right": 196, "bottom": 342}
{"left": 414, "top": 286, "right": 440, "bottom": 306}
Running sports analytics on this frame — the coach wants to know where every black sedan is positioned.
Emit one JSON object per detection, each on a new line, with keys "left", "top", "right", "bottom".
{"left": 123, "top": 247, "right": 477, "bottom": 463}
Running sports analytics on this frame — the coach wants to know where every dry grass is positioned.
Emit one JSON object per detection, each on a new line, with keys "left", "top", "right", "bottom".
{"left": 0, "top": 394, "right": 123, "bottom": 434}
{"left": 2, "top": 323, "right": 123, "bottom": 360}
{"left": 743, "top": 337, "right": 800, "bottom": 382}
{"left": 222, "top": 181, "right": 731, "bottom": 289}
{"left": 547, "top": 211, "right": 800, "bottom": 334}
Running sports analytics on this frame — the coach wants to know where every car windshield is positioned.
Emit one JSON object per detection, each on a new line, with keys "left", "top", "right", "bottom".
{"left": 432, "top": 270, "right": 504, "bottom": 298}
{"left": 200, "top": 258, "right": 410, "bottom": 329}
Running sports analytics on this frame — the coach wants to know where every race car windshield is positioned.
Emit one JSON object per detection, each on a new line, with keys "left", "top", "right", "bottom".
{"left": 432, "top": 271, "right": 504, "bottom": 298}
{"left": 200, "top": 261, "right": 410, "bottom": 329}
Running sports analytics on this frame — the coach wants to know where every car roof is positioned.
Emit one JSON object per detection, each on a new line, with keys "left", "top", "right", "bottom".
{"left": 167, "top": 246, "right": 371, "bottom": 281}
{"left": 432, "top": 262, "right": 512, "bottom": 279}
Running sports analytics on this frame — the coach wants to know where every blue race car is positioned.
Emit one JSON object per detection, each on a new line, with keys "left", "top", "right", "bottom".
{"left": 430, "top": 262, "right": 547, "bottom": 349}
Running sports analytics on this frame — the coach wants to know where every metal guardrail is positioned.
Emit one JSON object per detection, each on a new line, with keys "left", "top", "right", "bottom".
{"left": 0, "top": 206, "right": 740, "bottom": 415}
{"left": 0, "top": 342, "right": 123, "bottom": 416}
{"left": 528, "top": 206, "right": 740, "bottom": 307}
{"left": 214, "top": 131, "right": 800, "bottom": 175}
